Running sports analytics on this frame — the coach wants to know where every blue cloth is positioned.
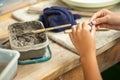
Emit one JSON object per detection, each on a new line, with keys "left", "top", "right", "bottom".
{"left": 39, "top": 7, "right": 82, "bottom": 32}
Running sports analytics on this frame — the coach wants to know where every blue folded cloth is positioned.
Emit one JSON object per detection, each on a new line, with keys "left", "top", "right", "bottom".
{"left": 39, "top": 7, "right": 82, "bottom": 32}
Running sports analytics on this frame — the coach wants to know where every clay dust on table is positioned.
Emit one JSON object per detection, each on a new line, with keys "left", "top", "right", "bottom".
{"left": 9, "top": 21, "right": 47, "bottom": 47}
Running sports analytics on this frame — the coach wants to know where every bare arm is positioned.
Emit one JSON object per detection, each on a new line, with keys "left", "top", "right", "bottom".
{"left": 81, "top": 51, "right": 102, "bottom": 80}
{"left": 69, "top": 22, "right": 102, "bottom": 80}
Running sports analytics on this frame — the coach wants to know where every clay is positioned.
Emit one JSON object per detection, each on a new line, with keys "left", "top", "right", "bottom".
{"left": 9, "top": 21, "right": 47, "bottom": 47}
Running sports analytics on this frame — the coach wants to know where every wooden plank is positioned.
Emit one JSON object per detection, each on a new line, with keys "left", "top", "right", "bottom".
{"left": 45, "top": 18, "right": 120, "bottom": 56}
{"left": 28, "top": 7, "right": 94, "bottom": 17}
{"left": 0, "top": 14, "right": 80, "bottom": 80}
{"left": 96, "top": 38, "right": 120, "bottom": 55}
{"left": 55, "top": 40, "right": 120, "bottom": 80}
{"left": 0, "top": 0, "right": 32, "bottom": 15}
{"left": 0, "top": 18, "right": 17, "bottom": 44}
{"left": 13, "top": 42, "right": 80, "bottom": 80}
{"left": 47, "top": 30, "right": 120, "bottom": 56}
{"left": 11, "top": 2, "right": 120, "bottom": 56}
{"left": 12, "top": 0, "right": 120, "bottom": 21}
{"left": 0, "top": 17, "right": 80, "bottom": 80}
{"left": 97, "top": 40, "right": 120, "bottom": 72}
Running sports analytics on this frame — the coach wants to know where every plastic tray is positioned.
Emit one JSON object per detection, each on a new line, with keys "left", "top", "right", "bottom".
{"left": 18, "top": 45, "right": 52, "bottom": 65}
{"left": 0, "top": 48, "right": 20, "bottom": 80}
{"left": 8, "top": 21, "right": 49, "bottom": 60}
{"left": 8, "top": 21, "right": 49, "bottom": 51}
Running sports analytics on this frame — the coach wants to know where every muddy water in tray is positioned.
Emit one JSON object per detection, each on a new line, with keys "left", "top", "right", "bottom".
{"left": 10, "top": 21, "right": 46, "bottom": 47}
{"left": 8, "top": 21, "right": 48, "bottom": 60}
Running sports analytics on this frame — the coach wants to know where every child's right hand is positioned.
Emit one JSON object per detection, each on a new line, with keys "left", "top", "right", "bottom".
{"left": 90, "top": 9, "right": 120, "bottom": 30}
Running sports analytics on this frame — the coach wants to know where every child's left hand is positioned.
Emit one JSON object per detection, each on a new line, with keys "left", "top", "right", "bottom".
{"left": 69, "top": 22, "right": 96, "bottom": 58}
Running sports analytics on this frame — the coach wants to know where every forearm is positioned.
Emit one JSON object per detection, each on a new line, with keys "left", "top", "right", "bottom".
{"left": 80, "top": 51, "right": 102, "bottom": 80}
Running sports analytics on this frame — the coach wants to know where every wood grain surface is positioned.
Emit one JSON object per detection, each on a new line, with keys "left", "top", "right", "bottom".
{"left": 0, "top": 18, "right": 17, "bottom": 44}
{"left": 14, "top": 42, "right": 80, "bottom": 80}
{"left": 55, "top": 39, "right": 120, "bottom": 80}
{"left": 0, "top": 16, "right": 80, "bottom": 80}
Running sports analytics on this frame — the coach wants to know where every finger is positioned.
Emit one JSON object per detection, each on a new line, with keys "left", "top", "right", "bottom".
{"left": 90, "top": 10, "right": 103, "bottom": 22}
{"left": 69, "top": 33, "right": 74, "bottom": 42}
{"left": 95, "top": 24, "right": 100, "bottom": 28}
{"left": 99, "top": 24, "right": 118, "bottom": 30}
{"left": 76, "top": 22, "right": 82, "bottom": 39}
{"left": 69, "top": 30, "right": 78, "bottom": 47}
{"left": 91, "top": 25, "right": 96, "bottom": 37}
{"left": 69, "top": 33, "right": 76, "bottom": 45}
{"left": 97, "top": 24, "right": 108, "bottom": 28}
{"left": 76, "top": 22, "right": 82, "bottom": 32}
{"left": 93, "top": 16, "right": 108, "bottom": 25}
{"left": 82, "top": 22, "right": 89, "bottom": 31}
{"left": 71, "top": 25, "right": 77, "bottom": 35}
{"left": 72, "top": 25, "right": 77, "bottom": 32}
{"left": 95, "top": 25, "right": 100, "bottom": 30}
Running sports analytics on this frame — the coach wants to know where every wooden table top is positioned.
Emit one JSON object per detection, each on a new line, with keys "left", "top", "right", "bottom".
{"left": 0, "top": 1, "right": 120, "bottom": 80}
{"left": 0, "top": 1, "right": 80, "bottom": 80}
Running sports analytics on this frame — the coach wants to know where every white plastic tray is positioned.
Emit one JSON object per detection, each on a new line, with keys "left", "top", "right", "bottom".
{"left": 0, "top": 48, "right": 20, "bottom": 80}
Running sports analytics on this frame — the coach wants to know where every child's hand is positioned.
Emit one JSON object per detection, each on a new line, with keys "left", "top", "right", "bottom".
{"left": 90, "top": 9, "right": 120, "bottom": 30}
{"left": 69, "top": 22, "right": 96, "bottom": 58}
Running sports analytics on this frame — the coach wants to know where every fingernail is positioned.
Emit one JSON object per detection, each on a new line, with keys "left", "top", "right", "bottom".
{"left": 89, "top": 19, "right": 92, "bottom": 22}
{"left": 92, "top": 20, "right": 96, "bottom": 24}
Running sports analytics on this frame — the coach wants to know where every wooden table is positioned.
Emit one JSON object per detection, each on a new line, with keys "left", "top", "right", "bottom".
{"left": 54, "top": 40, "right": 120, "bottom": 80}
{"left": 0, "top": 1, "right": 80, "bottom": 80}
{"left": 0, "top": 1, "right": 120, "bottom": 80}
{"left": 0, "top": 18, "right": 80, "bottom": 80}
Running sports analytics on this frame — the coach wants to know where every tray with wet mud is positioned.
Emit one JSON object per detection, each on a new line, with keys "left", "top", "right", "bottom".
{"left": 8, "top": 21, "right": 49, "bottom": 60}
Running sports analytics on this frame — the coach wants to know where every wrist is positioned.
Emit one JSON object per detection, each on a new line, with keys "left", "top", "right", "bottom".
{"left": 80, "top": 50, "right": 96, "bottom": 61}
{"left": 79, "top": 49, "right": 96, "bottom": 58}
